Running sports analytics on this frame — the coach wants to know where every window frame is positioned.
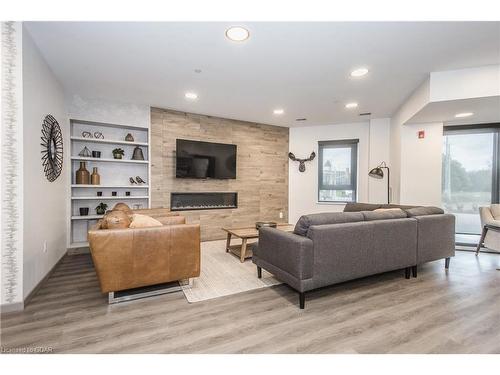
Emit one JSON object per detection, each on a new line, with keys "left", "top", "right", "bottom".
{"left": 443, "top": 123, "right": 500, "bottom": 205}
{"left": 317, "top": 139, "right": 359, "bottom": 203}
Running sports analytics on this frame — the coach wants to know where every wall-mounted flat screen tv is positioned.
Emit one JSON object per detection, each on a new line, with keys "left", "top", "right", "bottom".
{"left": 176, "top": 139, "right": 237, "bottom": 179}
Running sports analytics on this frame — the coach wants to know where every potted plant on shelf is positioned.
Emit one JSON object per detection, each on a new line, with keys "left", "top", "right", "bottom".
{"left": 96, "top": 202, "right": 108, "bottom": 215}
{"left": 112, "top": 148, "right": 125, "bottom": 159}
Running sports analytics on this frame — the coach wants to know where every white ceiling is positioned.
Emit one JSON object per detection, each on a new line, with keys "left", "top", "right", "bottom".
{"left": 25, "top": 22, "right": 500, "bottom": 127}
{"left": 407, "top": 96, "right": 500, "bottom": 126}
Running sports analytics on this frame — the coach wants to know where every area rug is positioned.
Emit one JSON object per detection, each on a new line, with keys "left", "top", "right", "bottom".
{"left": 180, "top": 239, "right": 281, "bottom": 303}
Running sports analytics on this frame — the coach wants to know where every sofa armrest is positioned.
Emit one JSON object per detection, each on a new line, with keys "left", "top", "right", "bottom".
{"left": 254, "top": 227, "right": 313, "bottom": 280}
{"left": 414, "top": 214, "right": 455, "bottom": 263}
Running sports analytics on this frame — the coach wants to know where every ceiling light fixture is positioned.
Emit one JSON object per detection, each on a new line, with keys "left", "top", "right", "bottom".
{"left": 273, "top": 109, "right": 284, "bottom": 115}
{"left": 185, "top": 92, "right": 198, "bottom": 100}
{"left": 345, "top": 102, "right": 358, "bottom": 109}
{"left": 225, "top": 26, "right": 250, "bottom": 42}
{"left": 455, "top": 112, "right": 474, "bottom": 118}
{"left": 350, "top": 68, "right": 369, "bottom": 77}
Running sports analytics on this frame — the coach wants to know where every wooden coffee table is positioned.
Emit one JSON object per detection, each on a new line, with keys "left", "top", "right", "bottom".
{"left": 222, "top": 224, "right": 294, "bottom": 262}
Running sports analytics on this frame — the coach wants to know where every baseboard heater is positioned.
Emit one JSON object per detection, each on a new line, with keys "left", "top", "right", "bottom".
{"left": 170, "top": 192, "right": 238, "bottom": 211}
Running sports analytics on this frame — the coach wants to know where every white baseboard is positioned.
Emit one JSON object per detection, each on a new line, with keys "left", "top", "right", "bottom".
{"left": 1, "top": 301, "right": 24, "bottom": 314}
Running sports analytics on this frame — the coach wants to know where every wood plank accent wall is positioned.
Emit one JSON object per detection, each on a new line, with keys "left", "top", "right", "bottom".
{"left": 151, "top": 107, "right": 289, "bottom": 241}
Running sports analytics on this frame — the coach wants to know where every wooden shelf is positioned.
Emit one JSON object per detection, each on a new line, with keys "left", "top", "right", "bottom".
{"left": 71, "top": 184, "right": 149, "bottom": 188}
{"left": 71, "top": 136, "right": 148, "bottom": 147}
{"left": 71, "top": 215, "right": 104, "bottom": 220}
{"left": 71, "top": 196, "right": 149, "bottom": 200}
{"left": 71, "top": 157, "right": 148, "bottom": 164}
{"left": 69, "top": 118, "right": 150, "bottom": 250}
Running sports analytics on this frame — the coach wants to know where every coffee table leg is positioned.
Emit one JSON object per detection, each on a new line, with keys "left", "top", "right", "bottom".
{"left": 226, "top": 233, "right": 231, "bottom": 253}
{"left": 240, "top": 238, "right": 247, "bottom": 263}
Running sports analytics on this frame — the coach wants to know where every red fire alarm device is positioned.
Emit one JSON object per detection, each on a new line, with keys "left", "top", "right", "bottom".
{"left": 418, "top": 130, "right": 425, "bottom": 139}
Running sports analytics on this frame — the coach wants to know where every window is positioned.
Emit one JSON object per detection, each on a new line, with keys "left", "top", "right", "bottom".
{"left": 442, "top": 124, "right": 500, "bottom": 236}
{"left": 318, "top": 139, "right": 358, "bottom": 203}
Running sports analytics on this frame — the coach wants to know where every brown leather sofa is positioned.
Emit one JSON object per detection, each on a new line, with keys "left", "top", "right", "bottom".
{"left": 88, "top": 208, "right": 200, "bottom": 301}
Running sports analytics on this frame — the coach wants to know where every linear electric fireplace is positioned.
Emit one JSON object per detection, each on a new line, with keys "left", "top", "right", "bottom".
{"left": 170, "top": 192, "right": 238, "bottom": 211}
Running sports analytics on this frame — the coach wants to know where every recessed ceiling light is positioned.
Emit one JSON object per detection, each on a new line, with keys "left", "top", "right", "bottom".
{"left": 225, "top": 26, "right": 250, "bottom": 42}
{"left": 185, "top": 92, "right": 198, "bottom": 100}
{"left": 350, "top": 68, "right": 369, "bottom": 77}
{"left": 455, "top": 112, "right": 474, "bottom": 118}
{"left": 345, "top": 102, "right": 358, "bottom": 109}
{"left": 273, "top": 109, "right": 284, "bottom": 115}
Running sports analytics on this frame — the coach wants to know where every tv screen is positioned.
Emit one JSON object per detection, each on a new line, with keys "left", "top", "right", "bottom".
{"left": 176, "top": 139, "right": 237, "bottom": 179}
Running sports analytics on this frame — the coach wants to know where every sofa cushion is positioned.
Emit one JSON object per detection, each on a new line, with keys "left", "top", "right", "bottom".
{"left": 343, "top": 203, "right": 382, "bottom": 212}
{"left": 405, "top": 206, "right": 444, "bottom": 217}
{"left": 129, "top": 214, "right": 163, "bottom": 228}
{"left": 294, "top": 212, "right": 364, "bottom": 236}
{"left": 380, "top": 204, "right": 418, "bottom": 210}
{"left": 491, "top": 204, "right": 500, "bottom": 220}
{"left": 363, "top": 209, "right": 408, "bottom": 221}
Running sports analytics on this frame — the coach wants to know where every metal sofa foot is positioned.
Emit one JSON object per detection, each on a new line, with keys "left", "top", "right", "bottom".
{"left": 412, "top": 265, "right": 417, "bottom": 278}
{"left": 299, "top": 292, "right": 305, "bottom": 309}
{"left": 257, "top": 266, "right": 262, "bottom": 279}
{"left": 445, "top": 257, "right": 450, "bottom": 269}
{"left": 108, "top": 282, "right": 182, "bottom": 304}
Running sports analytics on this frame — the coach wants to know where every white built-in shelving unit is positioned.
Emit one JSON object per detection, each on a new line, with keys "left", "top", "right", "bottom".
{"left": 68, "top": 119, "right": 151, "bottom": 248}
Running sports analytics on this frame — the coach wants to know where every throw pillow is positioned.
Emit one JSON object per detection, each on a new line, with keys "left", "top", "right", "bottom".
{"left": 129, "top": 214, "right": 163, "bottom": 228}
{"left": 490, "top": 204, "right": 500, "bottom": 220}
{"left": 101, "top": 210, "right": 131, "bottom": 229}
{"left": 112, "top": 202, "right": 133, "bottom": 216}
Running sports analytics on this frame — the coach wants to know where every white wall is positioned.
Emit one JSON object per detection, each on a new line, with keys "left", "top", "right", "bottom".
{"left": 430, "top": 65, "right": 500, "bottom": 102}
{"left": 289, "top": 122, "right": 371, "bottom": 223}
{"left": 400, "top": 122, "right": 444, "bottom": 206}
{"left": 1, "top": 22, "right": 24, "bottom": 310}
{"left": 390, "top": 78, "right": 431, "bottom": 203}
{"left": 22, "top": 26, "right": 68, "bottom": 298}
{"left": 67, "top": 94, "right": 150, "bottom": 128}
{"left": 368, "top": 118, "right": 391, "bottom": 204}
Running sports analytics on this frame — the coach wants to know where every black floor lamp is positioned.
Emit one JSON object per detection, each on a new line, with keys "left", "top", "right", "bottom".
{"left": 368, "top": 161, "right": 390, "bottom": 204}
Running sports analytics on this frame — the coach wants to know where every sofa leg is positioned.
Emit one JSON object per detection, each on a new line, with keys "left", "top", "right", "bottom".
{"left": 299, "top": 292, "right": 305, "bottom": 309}
{"left": 405, "top": 267, "right": 411, "bottom": 279}
{"left": 257, "top": 266, "right": 262, "bottom": 279}
{"left": 445, "top": 257, "right": 450, "bottom": 269}
{"left": 412, "top": 265, "right": 417, "bottom": 278}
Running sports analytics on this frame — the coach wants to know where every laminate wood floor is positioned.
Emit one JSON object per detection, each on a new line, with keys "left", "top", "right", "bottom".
{"left": 1, "top": 251, "right": 499, "bottom": 354}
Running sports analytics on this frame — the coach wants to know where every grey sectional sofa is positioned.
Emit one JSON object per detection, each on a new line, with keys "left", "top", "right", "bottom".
{"left": 253, "top": 203, "right": 455, "bottom": 309}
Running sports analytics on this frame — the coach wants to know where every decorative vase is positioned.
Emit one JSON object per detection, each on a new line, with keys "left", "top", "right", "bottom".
{"left": 75, "top": 162, "right": 90, "bottom": 184}
{"left": 125, "top": 133, "right": 134, "bottom": 142}
{"left": 132, "top": 146, "right": 145, "bottom": 160}
{"left": 79, "top": 207, "right": 89, "bottom": 216}
{"left": 91, "top": 167, "right": 100, "bottom": 185}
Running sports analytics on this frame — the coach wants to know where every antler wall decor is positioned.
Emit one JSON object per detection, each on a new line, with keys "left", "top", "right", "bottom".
{"left": 288, "top": 151, "right": 316, "bottom": 172}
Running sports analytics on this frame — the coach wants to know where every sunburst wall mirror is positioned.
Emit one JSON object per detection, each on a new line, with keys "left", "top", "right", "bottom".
{"left": 41, "top": 114, "right": 64, "bottom": 182}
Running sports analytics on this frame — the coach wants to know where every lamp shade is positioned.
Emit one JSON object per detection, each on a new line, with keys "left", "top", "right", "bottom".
{"left": 368, "top": 167, "right": 384, "bottom": 179}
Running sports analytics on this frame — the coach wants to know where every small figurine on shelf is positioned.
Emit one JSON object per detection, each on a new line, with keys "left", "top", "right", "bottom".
{"left": 135, "top": 176, "right": 146, "bottom": 184}
{"left": 112, "top": 148, "right": 125, "bottom": 159}
{"left": 125, "top": 133, "right": 134, "bottom": 142}
{"left": 78, "top": 146, "right": 91, "bottom": 157}
{"left": 96, "top": 202, "right": 108, "bottom": 215}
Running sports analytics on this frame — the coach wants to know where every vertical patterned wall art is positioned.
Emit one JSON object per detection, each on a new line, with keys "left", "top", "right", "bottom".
{"left": 1, "top": 21, "right": 23, "bottom": 306}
